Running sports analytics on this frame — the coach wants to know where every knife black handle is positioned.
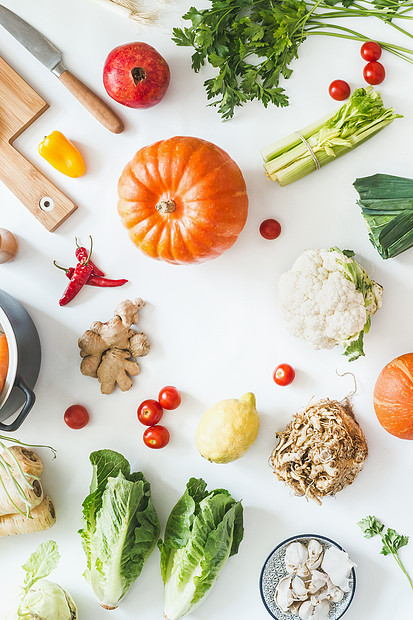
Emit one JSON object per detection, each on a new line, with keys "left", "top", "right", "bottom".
{"left": 59, "top": 70, "right": 124, "bottom": 134}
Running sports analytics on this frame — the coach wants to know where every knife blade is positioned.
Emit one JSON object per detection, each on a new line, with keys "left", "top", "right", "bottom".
{"left": 0, "top": 4, "right": 123, "bottom": 133}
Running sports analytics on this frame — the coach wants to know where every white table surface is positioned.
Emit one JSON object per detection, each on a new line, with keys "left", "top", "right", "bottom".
{"left": 0, "top": 1, "right": 412, "bottom": 618}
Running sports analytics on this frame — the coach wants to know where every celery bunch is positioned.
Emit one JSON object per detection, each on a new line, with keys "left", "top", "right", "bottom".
{"left": 261, "top": 88, "right": 401, "bottom": 186}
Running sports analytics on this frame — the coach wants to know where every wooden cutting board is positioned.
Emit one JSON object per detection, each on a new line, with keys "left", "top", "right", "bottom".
{"left": 0, "top": 56, "right": 77, "bottom": 231}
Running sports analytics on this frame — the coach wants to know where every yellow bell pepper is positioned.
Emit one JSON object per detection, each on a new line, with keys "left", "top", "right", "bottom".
{"left": 38, "top": 131, "right": 86, "bottom": 178}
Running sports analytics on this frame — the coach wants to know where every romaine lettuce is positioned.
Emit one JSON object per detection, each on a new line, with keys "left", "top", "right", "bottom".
{"left": 159, "top": 477, "right": 243, "bottom": 620}
{"left": 79, "top": 449, "right": 159, "bottom": 609}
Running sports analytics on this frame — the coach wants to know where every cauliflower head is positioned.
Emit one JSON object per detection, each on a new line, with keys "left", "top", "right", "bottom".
{"left": 278, "top": 248, "right": 383, "bottom": 361}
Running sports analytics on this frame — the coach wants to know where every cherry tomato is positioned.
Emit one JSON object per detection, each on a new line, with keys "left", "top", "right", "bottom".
{"left": 328, "top": 80, "right": 351, "bottom": 101}
{"left": 260, "top": 219, "right": 281, "bottom": 240}
{"left": 273, "top": 364, "right": 295, "bottom": 386}
{"left": 361, "top": 41, "right": 382, "bottom": 62}
{"left": 143, "top": 425, "right": 170, "bottom": 449}
{"left": 158, "top": 386, "right": 181, "bottom": 410}
{"left": 64, "top": 404, "right": 89, "bottom": 429}
{"left": 363, "top": 61, "right": 385, "bottom": 85}
{"left": 137, "top": 399, "right": 163, "bottom": 426}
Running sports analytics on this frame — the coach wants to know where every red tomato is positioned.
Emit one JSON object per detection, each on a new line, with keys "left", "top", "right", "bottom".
{"left": 137, "top": 399, "right": 163, "bottom": 426}
{"left": 158, "top": 386, "right": 181, "bottom": 410}
{"left": 260, "top": 219, "right": 281, "bottom": 240}
{"left": 64, "top": 404, "right": 89, "bottom": 429}
{"left": 361, "top": 41, "right": 382, "bottom": 62}
{"left": 328, "top": 80, "right": 351, "bottom": 101}
{"left": 273, "top": 364, "right": 295, "bottom": 386}
{"left": 363, "top": 61, "right": 385, "bottom": 85}
{"left": 143, "top": 425, "right": 170, "bottom": 449}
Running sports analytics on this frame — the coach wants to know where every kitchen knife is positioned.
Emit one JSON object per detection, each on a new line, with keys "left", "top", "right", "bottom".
{"left": 0, "top": 4, "right": 124, "bottom": 133}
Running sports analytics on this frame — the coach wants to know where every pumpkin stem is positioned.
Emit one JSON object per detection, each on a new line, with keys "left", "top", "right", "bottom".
{"left": 156, "top": 199, "right": 176, "bottom": 214}
{"left": 131, "top": 67, "right": 146, "bottom": 85}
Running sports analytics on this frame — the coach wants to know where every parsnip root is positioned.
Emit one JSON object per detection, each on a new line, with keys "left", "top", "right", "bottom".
{"left": 0, "top": 496, "right": 56, "bottom": 536}
{"left": 2, "top": 445, "right": 44, "bottom": 477}
{"left": 0, "top": 473, "right": 43, "bottom": 516}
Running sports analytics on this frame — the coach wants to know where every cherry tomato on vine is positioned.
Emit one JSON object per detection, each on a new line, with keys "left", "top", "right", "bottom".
{"left": 158, "top": 386, "right": 181, "bottom": 410}
{"left": 143, "top": 425, "right": 170, "bottom": 449}
{"left": 273, "top": 363, "right": 295, "bottom": 386}
{"left": 361, "top": 41, "right": 382, "bottom": 62}
{"left": 363, "top": 61, "right": 385, "bottom": 85}
{"left": 328, "top": 80, "right": 351, "bottom": 101}
{"left": 260, "top": 219, "right": 281, "bottom": 240}
{"left": 137, "top": 399, "right": 163, "bottom": 426}
{"left": 64, "top": 404, "right": 89, "bottom": 429}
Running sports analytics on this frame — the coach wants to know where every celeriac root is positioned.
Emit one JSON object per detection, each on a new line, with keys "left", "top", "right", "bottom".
{"left": 0, "top": 496, "right": 56, "bottom": 536}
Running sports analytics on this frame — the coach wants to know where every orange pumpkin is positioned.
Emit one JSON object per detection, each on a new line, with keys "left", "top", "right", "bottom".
{"left": 373, "top": 353, "right": 413, "bottom": 440}
{"left": 117, "top": 136, "right": 248, "bottom": 264}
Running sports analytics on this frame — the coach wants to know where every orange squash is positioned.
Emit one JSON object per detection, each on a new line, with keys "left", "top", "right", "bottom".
{"left": 0, "top": 333, "right": 8, "bottom": 394}
{"left": 117, "top": 136, "right": 248, "bottom": 264}
{"left": 373, "top": 353, "right": 413, "bottom": 440}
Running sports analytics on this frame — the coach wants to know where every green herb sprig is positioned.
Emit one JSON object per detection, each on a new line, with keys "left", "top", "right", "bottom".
{"left": 358, "top": 515, "right": 413, "bottom": 591}
{"left": 173, "top": 0, "right": 413, "bottom": 119}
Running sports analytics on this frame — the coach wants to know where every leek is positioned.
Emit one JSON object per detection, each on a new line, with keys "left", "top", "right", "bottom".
{"left": 354, "top": 173, "right": 413, "bottom": 259}
{"left": 261, "top": 88, "right": 401, "bottom": 186}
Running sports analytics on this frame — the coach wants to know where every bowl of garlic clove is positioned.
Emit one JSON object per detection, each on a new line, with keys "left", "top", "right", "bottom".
{"left": 259, "top": 534, "right": 356, "bottom": 620}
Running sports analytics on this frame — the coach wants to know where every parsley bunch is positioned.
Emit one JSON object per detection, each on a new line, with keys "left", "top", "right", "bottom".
{"left": 358, "top": 515, "right": 413, "bottom": 591}
{"left": 173, "top": 0, "right": 413, "bottom": 119}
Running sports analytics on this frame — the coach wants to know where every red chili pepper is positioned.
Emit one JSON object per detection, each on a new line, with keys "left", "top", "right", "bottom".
{"left": 75, "top": 237, "right": 105, "bottom": 276}
{"left": 63, "top": 268, "right": 127, "bottom": 288}
{"left": 57, "top": 238, "right": 94, "bottom": 306}
{"left": 87, "top": 275, "right": 128, "bottom": 288}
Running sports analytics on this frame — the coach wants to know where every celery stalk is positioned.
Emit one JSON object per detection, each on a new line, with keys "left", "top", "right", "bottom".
{"left": 262, "top": 88, "right": 402, "bottom": 186}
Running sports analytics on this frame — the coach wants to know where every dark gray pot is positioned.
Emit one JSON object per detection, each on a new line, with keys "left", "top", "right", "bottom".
{"left": 0, "top": 289, "right": 41, "bottom": 431}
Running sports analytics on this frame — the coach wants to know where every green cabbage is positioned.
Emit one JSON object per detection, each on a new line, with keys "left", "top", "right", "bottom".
{"left": 159, "top": 478, "right": 244, "bottom": 620}
{"left": 4, "top": 540, "right": 77, "bottom": 620}
{"left": 79, "top": 449, "right": 159, "bottom": 609}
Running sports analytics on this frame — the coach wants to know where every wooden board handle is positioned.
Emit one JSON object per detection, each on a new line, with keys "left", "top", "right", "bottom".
{"left": 0, "top": 146, "right": 77, "bottom": 232}
{"left": 59, "top": 70, "right": 124, "bottom": 134}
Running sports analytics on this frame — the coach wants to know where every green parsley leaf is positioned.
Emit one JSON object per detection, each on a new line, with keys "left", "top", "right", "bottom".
{"left": 173, "top": 0, "right": 413, "bottom": 119}
{"left": 358, "top": 516, "right": 413, "bottom": 591}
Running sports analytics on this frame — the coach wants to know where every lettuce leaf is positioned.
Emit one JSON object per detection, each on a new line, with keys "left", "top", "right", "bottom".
{"left": 159, "top": 478, "right": 243, "bottom": 620}
{"left": 79, "top": 449, "right": 159, "bottom": 609}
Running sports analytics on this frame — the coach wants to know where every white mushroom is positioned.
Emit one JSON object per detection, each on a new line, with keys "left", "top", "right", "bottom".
{"left": 306, "top": 539, "right": 323, "bottom": 570}
{"left": 321, "top": 546, "right": 356, "bottom": 592}
{"left": 274, "top": 576, "right": 294, "bottom": 612}
{"left": 298, "top": 600, "right": 314, "bottom": 620}
{"left": 285, "top": 542, "right": 309, "bottom": 574}
{"left": 313, "top": 599, "right": 331, "bottom": 620}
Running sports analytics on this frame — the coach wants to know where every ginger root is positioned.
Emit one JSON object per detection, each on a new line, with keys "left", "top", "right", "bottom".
{"left": 78, "top": 298, "right": 150, "bottom": 394}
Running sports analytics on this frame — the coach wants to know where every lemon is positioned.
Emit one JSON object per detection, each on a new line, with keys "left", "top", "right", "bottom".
{"left": 195, "top": 393, "right": 259, "bottom": 464}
